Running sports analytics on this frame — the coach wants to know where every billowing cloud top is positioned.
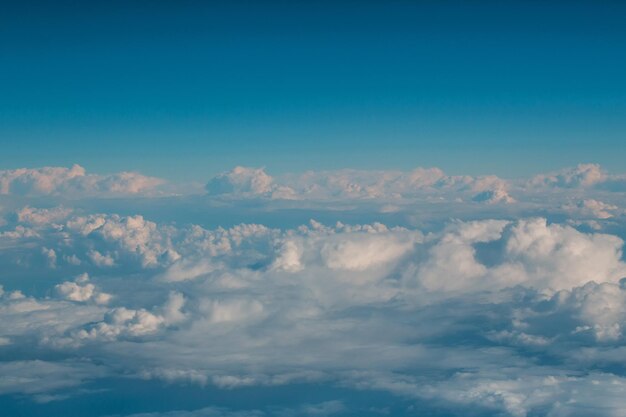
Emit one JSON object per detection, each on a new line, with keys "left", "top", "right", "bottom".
{"left": 530, "top": 163, "right": 626, "bottom": 191}
{"left": 2, "top": 163, "right": 626, "bottom": 417}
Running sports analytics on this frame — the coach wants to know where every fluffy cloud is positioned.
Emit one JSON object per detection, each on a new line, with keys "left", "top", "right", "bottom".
{"left": 205, "top": 166, "right": 514, "bottom": 203}
{"left": 529, "top": 163, "right": 626, "bottom": 192}
{"left": 16, "top": 205, "right": 73, "bottom": 225}
{"left": 56, "top": 273, "right": 112, "bottom": 304}
{"left": 530, "top": 163, "right": 607, "bottom": 188}
{"left": 564, "top": 199, "right": 620, "bottom": 219}
{"left": 3, "top": 162, "right": 626, "bottom": 416}
{"left": 2, "top": 208, "right": 626, "bottom": 415}
{"left": 500, "top": 281, "right": 626, "bottom": 344}
{"left": 71, "top": 291, "right": 185, "bottom": 343}
{"left": 415, "top": 218, "right": 626, "bottom": 292}
{"left": 196, "top": 164, "right": 626, "bottom": 225}
{"left": 416, "top": 369, "right": 626, "bottom": 417}
{"left": 0, "top": 164, "right": 165, "bottom": 197}
{"left": 205, "top": 166, "right": 277, "bottom": 196}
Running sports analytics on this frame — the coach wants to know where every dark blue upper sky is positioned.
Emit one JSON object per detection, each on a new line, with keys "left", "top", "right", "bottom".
{"left": 1, "top": 0, "right": 625, "bottom": 180}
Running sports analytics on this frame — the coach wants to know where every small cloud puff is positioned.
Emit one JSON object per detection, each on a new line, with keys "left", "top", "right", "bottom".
{"left": 56, "top": 273, "right": 112, "bottom": 304}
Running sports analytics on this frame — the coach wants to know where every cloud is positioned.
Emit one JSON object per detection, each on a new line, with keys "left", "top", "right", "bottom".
{"left": 0, "top": 360, "right": 106, "bottom": 396}
{"left": 16, "top": 206, "right": 73, "bottom": 225}
{"left": 563, "top": 199, "right": 620, "bottom": 219}
{"left": 63, "top": 291, "right": 185, "bottom": 346}
{"left": 416, "top": 369, "right": 626, "bottom": 417}
{"left": 3, "top": 162, "right": 626, "bottom": 416}
{"left": 0, "top": 164, "right": 165, "bottom": 197}
{"left": 205, "top": 166, "right": 276, "bottom": 196}
{"left": 510, "top": 281, "right": 626, "bottom": 343}
{"left": 56, "top": 273, "right": 112, "bottom": 304}
{"left": 64, "top": 213, "right": 178, "bottom": 268}
{"left": 205, "top": 166, "right": 514, "bottom": 204}
{"left": 318, "top": 224, "right": 417, "bottom": 272}
{"left": 2, "top": 209, "right": 626, "bottom": 416}
{"left": 530, "top": 163, "right": 607, "bottom": 188}
{"left": 529, "top": 163, "right": 626, "bottom": 193}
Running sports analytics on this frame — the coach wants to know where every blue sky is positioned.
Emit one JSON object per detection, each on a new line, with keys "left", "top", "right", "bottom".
{"left": 2, "top": 1, "right": 626, "bottom": 179}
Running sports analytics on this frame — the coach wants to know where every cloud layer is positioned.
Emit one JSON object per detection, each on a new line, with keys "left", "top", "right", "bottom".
{"left": 2, "top": 163, "right": 626, "bottom": 416}
{"left": 0, "top": 165, "right": 166, "bottom": 197}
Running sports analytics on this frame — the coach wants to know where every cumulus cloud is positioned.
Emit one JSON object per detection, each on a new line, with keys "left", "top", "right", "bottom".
{"left": 64, "top": 213, "right": 179, "bottom": 268}
{"left": 16, "top": 206, "right": 73, "bottom": 225}
{"left": 530, "top": 163, "right": 607, "bottom": 188}
{"left": 563, "top": 199, "right": 620, "bottom": 219}
{"left": 196, "top": 164, "right": 626, "bottom": 224}
{"left": 2, "top": 207, "right": 626, "bottom": 415}
{"left": 416, "top": 369, "right": 626, "bottom": 417}
{"left": 205, "top": 166, "right": 277, "bottom": 196}
{"left": 529, "top": 163, "right": 626, "bottom": 192}
{"left": 64, "top": 291, "right": 185, "bottom": 345}
{"left": 0, "top": 164, "right": 165, "bottom": 197}
{"left": 205, "top": 166, "right": 514, "bottom": 204}
{"left": 56, "top": 273, "right": 112, "bottom": 304}
{"left": 3, "top": 162, "right": 626, "bottom": 416}
{"left": 501, "top": 281, "right": 626, "bottom": 344}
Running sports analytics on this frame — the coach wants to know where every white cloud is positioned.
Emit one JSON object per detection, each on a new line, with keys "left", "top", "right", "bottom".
{"left": 320, "top": 229, "right": 415, "bottom": 272}
{"left": 3, "top": 162, "right": 626, "bottom": 416}
{"left": 88, "top": 250, "right": 116, "bottom": 267}
{"left": 68, "top": 291, "right": 185, "bottom": 345}
{"left": 17, "top": 206, "right": 73, "bottom": 226}
{"left": 564, "top": 199, "right": 620, "bottom": 219}
{"left": 206, "top": 166, "right": 276, "bottom": 196}
{"left": 529, "top": 163, "right": 626, "bottom": 193}
{"left": 416, "top": 369, "right": 626, "bottom": 417}
{"left": 530, "top": 163, "right": 607, "bottom": 188}
{"left": 42, "top": 246, "right": 57, "bottom": 268}
{"left": 56, "top": 273, "right": 112, "bottom": 304}
{"left": 0, "top": 164, "right": 165, "bottom": 197}
{"left": 205, "top": 166, "right": 514, "bottom": 204}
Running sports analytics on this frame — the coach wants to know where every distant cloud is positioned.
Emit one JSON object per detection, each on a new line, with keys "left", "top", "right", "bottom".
{"left": 563, "top": 199, "right": 621, "bottom": 219}
{"left": 529, "top": 163, "right": 626, "bottom": 192}
{"left": 205, "top": 166, "right": 514, "bottom": 203}
{"left": 0, "top": 164, "right": 165, "bottom": 197}
{"left": 205, "top": 166, "right": 277, "bottom": 196}
{"left": 530, "top": 163, "right": 607, "bottom": 188}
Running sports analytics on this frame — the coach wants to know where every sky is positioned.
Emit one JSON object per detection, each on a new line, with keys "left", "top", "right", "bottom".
{"left": 3, "top": 2, "right": 626, "bottom": 417}
{"left": 2, "top": 1, "right": 626, "bottom": 179}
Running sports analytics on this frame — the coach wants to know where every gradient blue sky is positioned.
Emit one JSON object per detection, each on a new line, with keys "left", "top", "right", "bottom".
{"left": 1, "top": 0, "right": 625, "bottom": 180}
